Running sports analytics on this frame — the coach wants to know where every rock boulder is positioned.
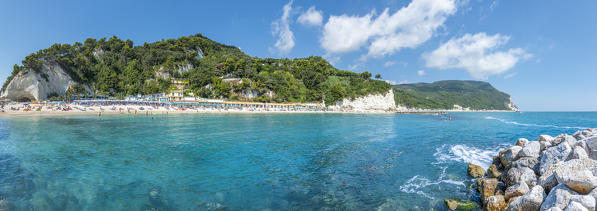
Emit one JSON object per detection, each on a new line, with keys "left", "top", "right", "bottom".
{"left": 540, "top": 143, "right": 572, "bottom": 176}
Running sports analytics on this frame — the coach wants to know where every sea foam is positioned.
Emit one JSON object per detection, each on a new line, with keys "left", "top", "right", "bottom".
{"left": 485, "top": 116, "right": 587, "bottom": 130}
{"left": 433, "top": 144, "right": 505, "bottom": 169}
{"left": 399, "top": 166, "right": 465, "bottom": 200}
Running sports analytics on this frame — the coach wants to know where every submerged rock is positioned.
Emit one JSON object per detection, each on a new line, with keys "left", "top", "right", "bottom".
{"left": 468, "top": 163, "right": 485, "bottom": 178}
{"left": 444, "top": 198, "right": 479, "bottom": 211}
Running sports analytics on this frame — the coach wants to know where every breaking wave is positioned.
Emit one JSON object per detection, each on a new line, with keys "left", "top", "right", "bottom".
{"left": 433, "top": 144, "right": 506, "bottom": 169}
{"left": 485, "top": 116, "right": 587, "bottom": 130}
{"left": 399, "top": 166, "right": 465, "bottom": 200}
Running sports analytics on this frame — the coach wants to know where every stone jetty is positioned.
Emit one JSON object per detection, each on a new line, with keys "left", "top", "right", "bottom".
{"left": 459, "top": 128, "right": 597, "bottom": 211}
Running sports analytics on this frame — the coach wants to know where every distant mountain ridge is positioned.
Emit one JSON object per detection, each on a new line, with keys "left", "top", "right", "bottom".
{"left": 393, "top": 80, "right": 517, "bottom": 111}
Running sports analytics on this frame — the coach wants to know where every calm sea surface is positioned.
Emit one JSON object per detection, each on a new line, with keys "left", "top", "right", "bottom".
{"left": 0, "top": 112, "right": 596, "bottom": 210}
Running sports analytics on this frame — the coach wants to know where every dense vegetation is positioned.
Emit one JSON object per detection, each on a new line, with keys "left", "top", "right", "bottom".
{"left": 2, "top": 34, "right": 390, "bottom": 105}
{"left": 393, "top": 80, "right": 515, "bottom": 110}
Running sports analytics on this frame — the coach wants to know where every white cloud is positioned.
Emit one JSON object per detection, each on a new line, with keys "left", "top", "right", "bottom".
{"left": 323, "top": 53, "right": 340, "bottom": 65}
{"left": 384, "top": 61, "right": 396, "bottom": 67}
{"left": 423, "top": 33, "right": 531, "bottom": 79}
{"left": 298, "top": 6, "right": 323, "bottom": 27}
{"left": 504, "top": 72, "right": 517, "bottom": 79}
{"left": 384, "top": 80, "right": 402, "bottom": 85}
{"left": 320, "top": 0, "right": 458, "bottom": 58}
{"left": 417, "top": 69, "right": 426, "bottom": 76}
{"left": 490, "top": 0, "right": 499, "bottom": 12}
{"left": 348, "top": 63, "right": 361, "bottom": 71}
{"left": 271, "top": 1, "right": 295, "bottom": 54}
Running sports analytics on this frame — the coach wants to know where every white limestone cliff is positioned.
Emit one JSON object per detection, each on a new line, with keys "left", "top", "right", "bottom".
{"left": 329, "top": 90, "right": 396, "bottom": 112}
{"left": 1, "top": 62, "right": 86, "bottom": 101}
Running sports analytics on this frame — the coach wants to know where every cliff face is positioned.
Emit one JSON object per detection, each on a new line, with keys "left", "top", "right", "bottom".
{"left": 1, "top": 62, "right": 83, "bottom": 101}
{"left": 329, "top": 90, "right": 396, "bottom": 111}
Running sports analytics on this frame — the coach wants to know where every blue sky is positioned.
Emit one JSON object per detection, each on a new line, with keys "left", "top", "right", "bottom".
{"left": 0, "top": 0, "right": 595, "bottom": 111}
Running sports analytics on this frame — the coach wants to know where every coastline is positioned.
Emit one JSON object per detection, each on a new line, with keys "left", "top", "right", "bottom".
{"left": 0, "top": 109, "right": 398, "bottom": 118}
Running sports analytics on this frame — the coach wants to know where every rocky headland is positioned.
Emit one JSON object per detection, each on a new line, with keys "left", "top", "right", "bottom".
{"left": 449, "top": 128, "right": 597, "bottom": 211}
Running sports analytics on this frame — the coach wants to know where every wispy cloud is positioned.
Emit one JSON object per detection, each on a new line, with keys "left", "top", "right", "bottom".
{"left": 271, "top": 0, "right": 295, "bottom": 54}
{"left": 417, "top": 70, "right": 426, "bottom": 76}
{"left": 504, "top": 72, "right": 517, "bottom": 79}
{"left": 423, "top": 33, "right": 531, "bottom": 79}
{"left": 298, "top": 6, "right": 323, "bottom": 27}
{"left": 320, "top": 0, "right": 459, "bottom": 59}
{"left": 384, "top": 61, "right": 396, "bottom": 67}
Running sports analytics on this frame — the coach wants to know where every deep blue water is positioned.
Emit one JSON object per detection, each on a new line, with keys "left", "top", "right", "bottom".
{"left": 0, "top": 112, "right": 596, "bottom": 210}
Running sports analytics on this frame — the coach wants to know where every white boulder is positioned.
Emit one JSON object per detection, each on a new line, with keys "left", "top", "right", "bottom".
{"left": 564, "top": 201, "right": 588, "bottom": 211}
{"left": 541, "top": 184, "right": 579, "bottom": 211}
{"left": 540, "top": 135, "right": 555, "bottom": 144}
{"left": 505, "top": 182, "right": 530, "bottom": 201}
{"left": 554, "top": 159, "right": 597, "bottom": 194}
{"left": 570, "top": 146, "right": 589, "bottom": 160}
{"left": 518, "top": 138, "right": 530, "bottom": 147}
{"left": 507, "top": 185, "right": 545, "bottom": 211}
{"left": 569, "top": 195, "right": 595, "bottom": 211}
{"left": 520, "top": 141, "right": 541, "bottom": 158}
{"left": 505, "top": 167, "right": 537, "bottom": 187}
{"left": 540, "top": 143, "right": 572, "bottom": 175}
{"left": 586, "top": 137, "right": 597, "bottom": 160}
{"left": 501, "top": 146, "right": 523, "bottom": 167}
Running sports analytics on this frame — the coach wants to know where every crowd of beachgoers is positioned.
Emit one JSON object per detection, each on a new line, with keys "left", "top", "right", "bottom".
{"left": 0, "top": 100, "right": 347, "bottom": 116}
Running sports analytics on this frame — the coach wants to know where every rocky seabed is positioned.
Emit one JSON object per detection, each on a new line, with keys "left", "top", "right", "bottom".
{"left": 452, "top": 128, "right": 597, "bottom": 211}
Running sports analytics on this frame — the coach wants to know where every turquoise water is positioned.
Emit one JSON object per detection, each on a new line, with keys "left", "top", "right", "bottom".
{"left": 0, "top": 112, "right": 596, "bottom": 210}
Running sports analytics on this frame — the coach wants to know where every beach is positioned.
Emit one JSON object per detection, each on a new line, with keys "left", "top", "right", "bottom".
{"left": 0, "top": 101, "right": 396, "bottom": 117}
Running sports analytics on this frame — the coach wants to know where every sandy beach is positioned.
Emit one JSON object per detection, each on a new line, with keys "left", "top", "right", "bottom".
{"left": 0, "top": 102, "right": 396, "bottom": 117}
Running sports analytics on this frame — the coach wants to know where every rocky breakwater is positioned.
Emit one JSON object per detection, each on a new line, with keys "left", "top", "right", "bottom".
{"left": 328, "top": 90, "right": 396, "bottom": 112}
{"left": 456, "top": 128, "right": 597, "bottom": 211}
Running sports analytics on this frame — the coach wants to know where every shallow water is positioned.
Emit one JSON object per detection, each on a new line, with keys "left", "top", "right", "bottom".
{"left": 0, "top": 112, "right": 595, "bottom": 210}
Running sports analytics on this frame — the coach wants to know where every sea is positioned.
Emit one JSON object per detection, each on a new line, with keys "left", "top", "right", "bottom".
{"left": 0, "top": 112, "right": 595, "bottom": 210}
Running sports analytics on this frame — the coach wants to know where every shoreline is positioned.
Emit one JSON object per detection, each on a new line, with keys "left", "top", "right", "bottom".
{"left": 0, "top": 109, "right": 398, "bottom": 118}
{"left": 0, "top": 109, "right": 522, "bottom": 118}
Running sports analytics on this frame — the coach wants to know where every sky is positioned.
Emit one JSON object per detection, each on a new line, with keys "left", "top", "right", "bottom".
{"left": 0, "top": 0, "right": 595, "bottom": 111}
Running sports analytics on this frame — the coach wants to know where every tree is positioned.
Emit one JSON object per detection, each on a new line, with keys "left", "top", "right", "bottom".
{"left": 360, "top": 71, "right": 372, "bottom": 79}
{"left": 375, "top": 73, "right": 382, "bottom": 79}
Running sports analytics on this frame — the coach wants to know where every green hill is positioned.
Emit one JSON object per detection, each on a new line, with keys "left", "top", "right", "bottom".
{"left": 2, "top": 34, "right": 389, "bottom": 105}
{"left": 393, "top": 80, "right": 516, "bottom": 110}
